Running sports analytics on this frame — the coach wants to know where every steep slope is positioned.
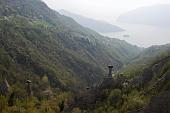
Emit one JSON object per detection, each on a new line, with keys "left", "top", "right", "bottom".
{"left": 117, "top": 4, "right": 170, "bottom": 27}
{"left": 129, "top": 44, "right": 170, "bottom": 64}
{"left": 59, "top": 9, "right": 124, "bottom": 33}
{"left": 0, "top": 0, "right": 141, "bottom": 93}
{"left": 126, "top": 52, "right": 170, "bottom": 113}
{"left": 121, "top": 44, "right": 170, "bottom": 78}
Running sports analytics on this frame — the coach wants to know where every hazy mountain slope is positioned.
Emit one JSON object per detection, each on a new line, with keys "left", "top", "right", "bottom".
{"left": 117, "top": 4, "right": 170, "bottom": 27}
{"left": 0, "top": 0, "right": 141, "bottom": 93}
{"left": 59, "top": 9, "right": 124, "bottom": 33}
{"left": 121, "top": 44, "right": 170, "bottom": 79}
{"left": 130, "top": 44, "right": 170, "bottom": 64}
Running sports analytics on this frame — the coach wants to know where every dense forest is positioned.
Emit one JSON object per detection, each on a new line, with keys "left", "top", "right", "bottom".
{"left": 0, "top": 0, "right": 169, "bottom": 113}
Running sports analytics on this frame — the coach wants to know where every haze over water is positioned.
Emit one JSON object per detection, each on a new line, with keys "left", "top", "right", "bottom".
{"left": 42, "top": 0, "right": 170, "bottom": 47}
{"left": 101, "top": 22, "right": 170, "bottom": 47}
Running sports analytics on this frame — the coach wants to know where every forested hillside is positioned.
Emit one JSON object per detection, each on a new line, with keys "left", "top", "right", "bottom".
{"left": 0, "top": 0, "right": 141, "bottom": 93}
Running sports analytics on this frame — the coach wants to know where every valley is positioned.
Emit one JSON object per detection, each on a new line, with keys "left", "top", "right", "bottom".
{"left": 0, "top": 0, "right": 169, "bottom": 113}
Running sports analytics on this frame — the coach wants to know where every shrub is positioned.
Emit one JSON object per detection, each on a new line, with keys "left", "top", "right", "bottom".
{"left": 108, "top": 89, "right": 122, "bottom": 108}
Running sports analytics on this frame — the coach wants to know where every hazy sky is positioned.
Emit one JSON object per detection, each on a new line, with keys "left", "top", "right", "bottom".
{"left": 42, "top": 0, "right": 170, "bottom": 23}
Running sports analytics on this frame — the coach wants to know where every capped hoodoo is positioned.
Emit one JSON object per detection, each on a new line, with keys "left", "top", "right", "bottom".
{"left": 26, "top": 80, "right": 33, "bottom": 97}
{"left": 108, "top": 65, "right": 113, "bottom": 78}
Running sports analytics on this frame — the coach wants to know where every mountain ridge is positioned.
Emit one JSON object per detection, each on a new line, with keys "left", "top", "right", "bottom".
{"left": 59, "top": 9, "right": 124, "bottom": 33}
